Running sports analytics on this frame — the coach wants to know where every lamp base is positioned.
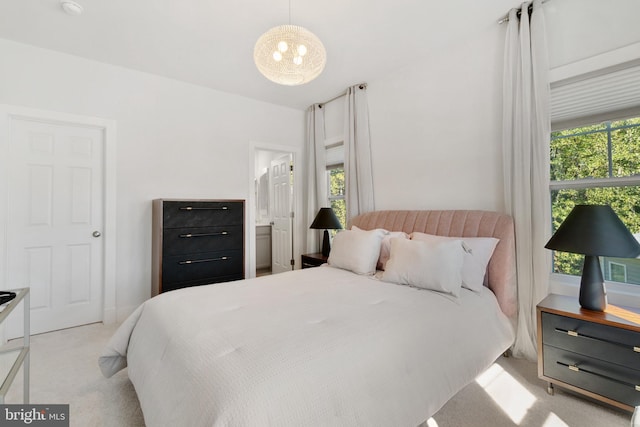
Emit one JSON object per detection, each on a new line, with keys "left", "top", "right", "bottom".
{"left": 321, "top": 229, "right": 331, "bottom": 257}
{"left": 579, "top": 255, "right": 607, "bottom": 311}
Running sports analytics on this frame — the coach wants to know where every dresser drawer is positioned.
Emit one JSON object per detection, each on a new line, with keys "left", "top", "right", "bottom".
{"left": 160, "top": 273, "right": 244, "bottom": 293}
{"left": 543, "top": 345, "right": 640, "bottom": 407}
{"left": 161, "top": 249, "right": 244, "bottom": 286}
{"left": 162, "top": 225, "right": 243, "bottom": 255}
{"left": 162, "top": 201, "right": 243, "bottom": 228}
{"left": 542, "top": 312, "right": 640, "bottom": 369}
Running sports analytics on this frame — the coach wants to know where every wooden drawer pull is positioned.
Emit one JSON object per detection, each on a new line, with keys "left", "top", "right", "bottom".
{"left": 569, "top": 364, "right": 580, "bottom": 372}
{"left": 634, "top": 346, "right": 640, "bottom": 353}
{"left": 567, "top": 330, "right": 578, "bottom": 337}
{"left": 636, "top": 385, "right": 640, "bottom": 392}
{"left": 179, "top": 256, "right": 230, "bottom": 265}
{"left": 179, "top": 231, "right": 228, "bottom": 238}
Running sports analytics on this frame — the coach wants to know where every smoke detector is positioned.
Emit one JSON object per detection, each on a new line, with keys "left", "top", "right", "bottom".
{"left": 61, "top": 1, "right": 83, "bottom": 16}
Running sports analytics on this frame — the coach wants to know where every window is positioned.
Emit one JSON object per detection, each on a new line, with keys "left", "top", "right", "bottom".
{"left": 324, "top": 132, "right": 346, "bottom": 230}
{"left": 327, "top": 165, "right": 346, "bottom": 229}
{"left": 550, "top": 117, "right": 640, "bottom": 285}
{"left": 608, "top": 261, "right": 627, "bottom": 283}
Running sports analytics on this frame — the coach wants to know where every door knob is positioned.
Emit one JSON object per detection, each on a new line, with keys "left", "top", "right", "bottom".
{"left": 92, "top": 231, "right": 101, "bottom": 238}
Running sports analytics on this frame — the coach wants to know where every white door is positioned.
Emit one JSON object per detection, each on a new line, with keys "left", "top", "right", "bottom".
{"left": 270, "top": 154, "right": 293, "bottom": 274}
{"left": 6, "top": 118, "right": 104, "bottom": 335}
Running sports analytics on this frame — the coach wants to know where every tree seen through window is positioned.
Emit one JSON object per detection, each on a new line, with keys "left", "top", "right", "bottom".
{"left": 550, "top": 117, "right": 640, "bottom": 284}
{"left": 328, "top": 167, "right": 346, "bottom": 230}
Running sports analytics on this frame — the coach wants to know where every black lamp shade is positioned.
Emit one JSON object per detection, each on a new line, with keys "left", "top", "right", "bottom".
{"left": 545, "top": 205, "right": 640, "bottom": 257}
{"left": 310, "top": 208, "right": 342, "bottom": 257}
{"left": 545, "top": 205, "right": 640, "bottom": 311}
{"left": 310, "top": 208, "right": 343, "bottom": 231}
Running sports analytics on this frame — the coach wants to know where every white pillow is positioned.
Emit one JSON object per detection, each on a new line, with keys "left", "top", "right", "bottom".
{"left": 381, "top": 238, "right": 465, "bottom": 297}
{"left": 328, "top": 228, "right": 386, "bottom": 275}
{"left": 378, "top": 231, "right": 410, "bottom": 270}
{"left": 352, "top": 225, "right": 409, "bottom": 270}
{"left": 410, "top": 232, "right": 499, "bottom": 292}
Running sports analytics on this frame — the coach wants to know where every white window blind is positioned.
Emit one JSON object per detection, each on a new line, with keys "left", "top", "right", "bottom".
{"left": 551, "top": 60, "right": 640, "bottom": 130}
{"left": 324, "top": 136, "right": 344, "bottom": 168}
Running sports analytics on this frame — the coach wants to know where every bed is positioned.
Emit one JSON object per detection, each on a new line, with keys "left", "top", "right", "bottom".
{"left": 100, "top": 210, "right": 517, "bottom": 427}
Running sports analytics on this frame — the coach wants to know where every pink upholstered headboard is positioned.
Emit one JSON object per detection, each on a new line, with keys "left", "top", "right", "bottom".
{"left": 349, "top": 210, "right": 517, "bottom": 317}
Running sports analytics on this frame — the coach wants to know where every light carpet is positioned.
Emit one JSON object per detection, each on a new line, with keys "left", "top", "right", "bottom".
{"left": 4, "top": 322, "right": 632, "bottom": 427}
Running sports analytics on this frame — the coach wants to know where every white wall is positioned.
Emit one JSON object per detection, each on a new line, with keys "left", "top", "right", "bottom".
{"left": 0, "top": 38, "right": 305, "bottom": 318}
{"left": 545, "top": 0, "right": 640, "bottom": 70}
{"left": 366, "top": 0, "right": 640, "bottom": 213}
{"left": 323, "top": 98, "right": 345, "bottom": 142}
{"left": 367, "top": 26, "right": 505, "bottom": 212}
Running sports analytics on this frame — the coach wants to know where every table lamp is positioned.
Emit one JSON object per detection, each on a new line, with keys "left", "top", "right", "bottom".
{"left": 545, "top": 205, "right": 640, "bottom": 311}
{"left": 310, "top": 207, "right": 343, "bottom": 257}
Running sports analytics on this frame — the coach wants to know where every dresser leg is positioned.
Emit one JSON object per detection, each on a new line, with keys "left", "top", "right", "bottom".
{"left": 547, "top": 383, "right": 554, "bottom": 395}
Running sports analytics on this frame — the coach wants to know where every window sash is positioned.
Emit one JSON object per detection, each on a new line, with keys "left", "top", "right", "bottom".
{"left": 550, "top": 175, "right": 640, "bottom": 191}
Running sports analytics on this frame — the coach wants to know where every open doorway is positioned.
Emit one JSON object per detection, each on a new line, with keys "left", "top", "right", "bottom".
{"left": 248, "top": 143, "right": 301, "bottom": 279}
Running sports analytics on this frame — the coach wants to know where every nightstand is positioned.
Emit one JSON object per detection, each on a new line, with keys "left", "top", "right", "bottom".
{"left": 537, "top": 294, "right": 640, "bottom": 411}
{"left": 301, "top": 252, "right": 328, "bottom": 269}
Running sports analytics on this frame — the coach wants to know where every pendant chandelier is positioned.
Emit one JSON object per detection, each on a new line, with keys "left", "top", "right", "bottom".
{"left": 253, "top": 2, "right": 326, "bottom": 86}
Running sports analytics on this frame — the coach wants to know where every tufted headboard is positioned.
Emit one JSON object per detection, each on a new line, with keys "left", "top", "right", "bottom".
{"left": 349, "top": 210, "right": 517, "bottom": 318}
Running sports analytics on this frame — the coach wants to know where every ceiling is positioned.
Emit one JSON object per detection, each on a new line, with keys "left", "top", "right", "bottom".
{"left": 0, "top": 0, "right": 517, "bottom": 110}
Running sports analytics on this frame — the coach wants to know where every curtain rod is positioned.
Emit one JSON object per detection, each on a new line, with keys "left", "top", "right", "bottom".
{"left": 498, "top": 0, "right": 550, "bottom": 24}
{"left": 319, "top": 83, "right": 367, "bottom": 108}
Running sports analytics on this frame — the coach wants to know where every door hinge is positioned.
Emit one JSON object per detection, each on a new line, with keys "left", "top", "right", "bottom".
{"left": 290, "top": 164, "right": 293, "bottom": 172}
{"left": 290, "top": 259, "right": 295, "bottom": 266}
{"left": 290, "top": 211, "right": 295, "bottom": 218}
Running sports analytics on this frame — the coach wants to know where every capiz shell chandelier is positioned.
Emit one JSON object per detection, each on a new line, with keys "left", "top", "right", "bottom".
{"left": 254, "top": 24, "right": 326, "bottom": 86}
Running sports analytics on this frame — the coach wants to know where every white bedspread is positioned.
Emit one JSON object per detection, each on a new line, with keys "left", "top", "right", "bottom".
{"left": 100, "top": 265, "right": 514, "bottom": 427}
